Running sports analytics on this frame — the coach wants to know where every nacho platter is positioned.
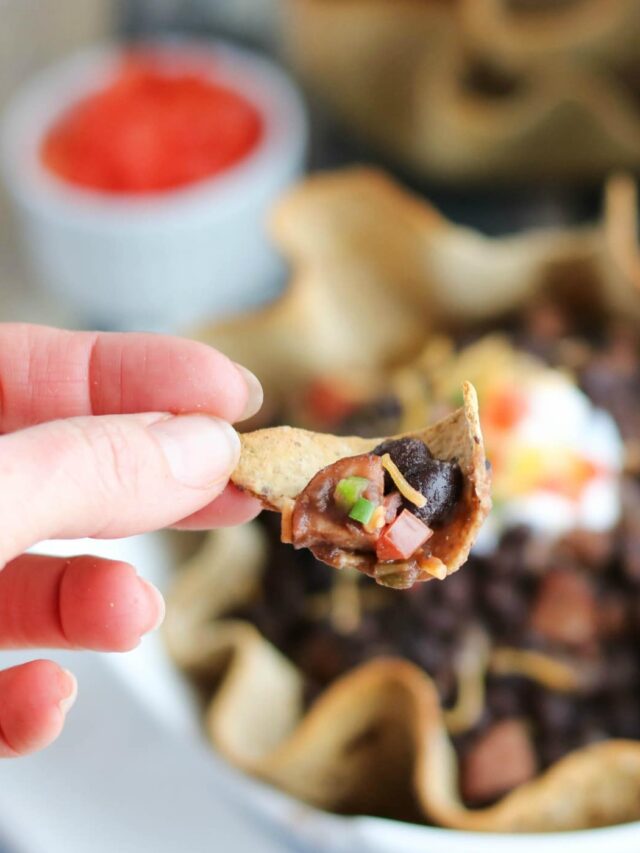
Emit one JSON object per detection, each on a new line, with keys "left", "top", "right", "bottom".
{"left": 169, "top": 169, "right": 640, "bottom": 833}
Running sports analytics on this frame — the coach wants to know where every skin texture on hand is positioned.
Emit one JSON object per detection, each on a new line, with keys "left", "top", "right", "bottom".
{"left": 0, "top": 323, "right": 263, "bottom": 757}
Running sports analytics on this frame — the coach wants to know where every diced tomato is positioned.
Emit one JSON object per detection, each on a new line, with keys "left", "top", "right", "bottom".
{"left": 304, "top": 378, "right": 358, "bottom": 427}
{"left": 375, "top": 510, "right": 433, "bottom": 562}
{"left": 540, "top": 457, "right": 605, "bottom": 501}
{"left": 382, "top": 491, "right": 402, "bottom": 524}
{"left": 484, "top": 386, "right": 528, "bottom": 432}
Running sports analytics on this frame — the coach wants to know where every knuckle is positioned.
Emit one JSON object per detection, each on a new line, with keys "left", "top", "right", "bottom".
{"left": 76, "top": 419, "right": 140, "bottom": 496}
{"left": 64, "top": 419, "right": 147, "bottom": 536}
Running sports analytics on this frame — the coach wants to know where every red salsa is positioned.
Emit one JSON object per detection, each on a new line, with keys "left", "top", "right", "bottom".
{"left": 41, "top": 54, "right": 263, "bottom": 194}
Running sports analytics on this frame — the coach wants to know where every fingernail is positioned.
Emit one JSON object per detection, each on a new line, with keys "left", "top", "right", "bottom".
{"left": 140, "top": 578, "right": 165, "bottom": 632}
{"left": 234, "top": 364, "right": 263, "bottom": 421}
{"left": 151, "top": 415, "right": 240, "bottom": 488}
{"left": 59, "top": 670, "right": 77, "bottom": 715}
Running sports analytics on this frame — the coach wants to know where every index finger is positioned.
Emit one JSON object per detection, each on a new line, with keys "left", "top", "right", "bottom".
{"left": 0, "top": 323, "right": 256, "bottom": 432}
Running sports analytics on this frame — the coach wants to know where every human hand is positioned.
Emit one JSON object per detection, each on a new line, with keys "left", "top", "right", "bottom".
{"left": 0, "top": 323, "right": 263, "bottom": 757}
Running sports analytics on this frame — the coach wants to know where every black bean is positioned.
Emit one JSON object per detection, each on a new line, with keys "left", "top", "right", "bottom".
{"left": 533, "top": 692, "right": 577, "bottom": 734}
{"left": 606, "top": 692, "right": 640, "bottom": 738}
{"left": 486, "top": 677, "right": 528, "bottom": 719}
{"left": 405, "top": 458, "right": 463, "bottom": 527}
{"left": 372, "top": 437, "right": 431, "bottom": 474}
{"left": 481, "top": 579, "right": 528, "bottom": 636}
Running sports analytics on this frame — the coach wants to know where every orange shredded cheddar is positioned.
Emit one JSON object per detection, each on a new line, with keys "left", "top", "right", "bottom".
{"left": 364, "top": 505, "right": 386, "bottom": 534}
{"left": 281, "top": 500, "right": 294, "bottom": 544}
{"left": 419, "top": 556, "right": 448, "bottom": 580}
{"left": 380, "top": 453, "right": 427, "bottom": 508}
{"left": 444, "top": 628, "right": 490, "bottom": 735}
{"left": 490, "top": 647, "right": 582, "bottom": 692}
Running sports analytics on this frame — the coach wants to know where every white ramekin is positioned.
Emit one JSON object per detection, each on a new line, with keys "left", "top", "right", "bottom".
{"left": 0, "top": 40, "right": 307, "bottom": 331}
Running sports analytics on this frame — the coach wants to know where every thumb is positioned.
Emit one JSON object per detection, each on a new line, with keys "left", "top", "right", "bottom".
{"left": 0, "top": 412, "right": 240, "bottom": 566}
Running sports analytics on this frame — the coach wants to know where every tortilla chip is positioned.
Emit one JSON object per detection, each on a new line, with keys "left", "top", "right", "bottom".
{"left": 231, "top": 382, "right": 490, "bottom": 581}
{"left": 166, "top": 528, "right": 640, "bottom": 831}
{"left": 191, "top": 168, "right": 448, "bottom": 403}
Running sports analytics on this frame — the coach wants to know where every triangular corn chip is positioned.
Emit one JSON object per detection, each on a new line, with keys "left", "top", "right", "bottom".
{"left": 232, "top": 382, "right": 490, "bottom": 582}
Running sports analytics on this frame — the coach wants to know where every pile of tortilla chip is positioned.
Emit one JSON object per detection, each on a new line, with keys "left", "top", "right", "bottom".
{"left": 281, "top": 0, "right": 640, "bottom": 182}
{"left": 170, "top": 169, "right": 640, "bottom": 832}
{"left": 195, "top": 169, "right": 640, "bottom": 407}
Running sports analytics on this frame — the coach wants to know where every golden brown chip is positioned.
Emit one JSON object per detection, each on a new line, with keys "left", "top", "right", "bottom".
{"left": 231, "top": 381, "right": 490, "bottom": 580}
{"left": 191, "top": 169, "right": 640, "bottom": 415}
{"left": 191, "top": 169, "right": 448, "bottom": 404}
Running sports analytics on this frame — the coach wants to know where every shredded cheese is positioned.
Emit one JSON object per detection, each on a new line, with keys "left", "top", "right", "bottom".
{"left": 364, "top": 505, "right": 386, "bottom": 534}
{"left": 329, "top": 570, "right": 362, "bottom": 634}
{"left": 490, "top": 647, "right": 582, "bottom": 692}
{"left": 380, "top": 453, "right": 427, "bottom": 508}
{"left": 444, "top": 628, "right": 490, "bottom": 735}
{"left": 419, "top": 556, "right": 447, "bottom": 580}
{"left": 305, "top": 584, "right": 388, "bottom": 622}
{"left": 280, "top": 500, "right": 294, "bottom": 544}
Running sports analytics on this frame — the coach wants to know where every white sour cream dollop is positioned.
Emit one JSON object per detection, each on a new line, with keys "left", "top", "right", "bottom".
{"left": 474, "top": 371, "right": 623, "bottom": 553}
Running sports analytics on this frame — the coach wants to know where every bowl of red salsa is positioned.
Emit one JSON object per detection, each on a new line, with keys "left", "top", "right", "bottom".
{"left": 1, "top": 41, "right": 307, "bottom": 330}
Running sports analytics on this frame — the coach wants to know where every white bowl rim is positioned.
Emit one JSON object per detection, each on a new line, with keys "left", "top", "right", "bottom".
{"left": 0, "top": 37, "right": 307, "bottom": 226}
{"left": 206, "top": 734, "right": 640, "bottom": 849}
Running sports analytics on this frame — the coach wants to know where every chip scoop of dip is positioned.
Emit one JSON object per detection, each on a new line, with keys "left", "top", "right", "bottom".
{"left": 232, "top": 382, "right": 491, "bottom": 589}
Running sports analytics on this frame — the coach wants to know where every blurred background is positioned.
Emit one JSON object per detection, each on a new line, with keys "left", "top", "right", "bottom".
{"left": 3, "top": 1, "right": 640, "bottom": 851}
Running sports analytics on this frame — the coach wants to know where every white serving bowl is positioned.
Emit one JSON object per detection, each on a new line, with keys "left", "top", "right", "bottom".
{"left": 0, "top": 40, "right": 307, "bottom": 331}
